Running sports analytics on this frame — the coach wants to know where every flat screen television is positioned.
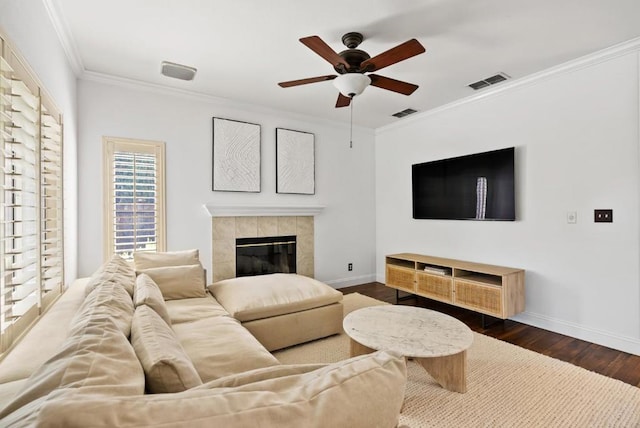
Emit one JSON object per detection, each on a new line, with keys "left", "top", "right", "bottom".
{"left": 412, "top": 147, "right": 515, "bottom": 221}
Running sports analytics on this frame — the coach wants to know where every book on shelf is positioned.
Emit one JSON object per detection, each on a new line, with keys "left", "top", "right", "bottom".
{"left": 423, "top": 266, "right": 449, "bottom": 276}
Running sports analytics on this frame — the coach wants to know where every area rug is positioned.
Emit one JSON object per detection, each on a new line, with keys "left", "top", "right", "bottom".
{"left": 273, "top": 293, "right": 640, "bottom": 427}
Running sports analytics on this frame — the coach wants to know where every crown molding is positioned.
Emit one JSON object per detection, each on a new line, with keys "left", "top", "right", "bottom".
{"left": 377, "top": 36, "right": 640, "bottom": 135}
{"left": 81, "top": 70, "right": 376, "bottom": 133}
{"left": 82, "top": 69, "right": 235, "bottom": 104}
{"left": 42, "top": 0, "right": 84, "bottom": 76}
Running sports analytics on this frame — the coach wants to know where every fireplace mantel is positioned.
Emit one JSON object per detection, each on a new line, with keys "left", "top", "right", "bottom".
{"left": 203, "top": 204, "right": 325, "bottom": 217}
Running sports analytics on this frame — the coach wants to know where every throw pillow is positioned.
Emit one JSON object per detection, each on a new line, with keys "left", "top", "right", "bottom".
{"left": 134, "top": 274, "right": 172, "bottom": 326}
{"left": 131, "top": 305, "right": 202, "bottom": 393}
{"left": 133, "top": 249, "right": 199, "bottom": 271}
{"left": 139, "top": 264, "right": 206, "bottom": 300}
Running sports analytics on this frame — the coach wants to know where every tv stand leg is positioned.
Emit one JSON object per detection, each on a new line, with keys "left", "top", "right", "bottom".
{"left": 481, "top": 314, "right": 503, "bottom": 329}
{"left": 395, "top": 289, "right": 414, "bottom": 304}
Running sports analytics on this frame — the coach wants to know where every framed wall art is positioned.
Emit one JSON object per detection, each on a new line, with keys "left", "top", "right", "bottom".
{"left": 276, "top": 128, "right": 315, "bottom": 195}
{"left": 212, "top": 117, "right": 261, "bottom": 192}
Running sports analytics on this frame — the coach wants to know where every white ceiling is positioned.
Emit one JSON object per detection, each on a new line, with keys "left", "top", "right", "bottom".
{"left": 54, "top": 0, "right": 640, "bottom": 129}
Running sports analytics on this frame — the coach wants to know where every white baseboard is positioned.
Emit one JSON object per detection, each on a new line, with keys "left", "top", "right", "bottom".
{"left": 324, "top": 274, "right": 377, "bottom": 289}
{"left": 372, "top": 273, "right": 640, "bottom": 355}
{"left": 512, "top": 311, "right": 640, "bottom": 356}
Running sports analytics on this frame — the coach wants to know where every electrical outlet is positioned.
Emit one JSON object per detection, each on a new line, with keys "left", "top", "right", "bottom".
{"left": 348, "top": 263, "right": 353, "bottom": 271}
{"left": 594, "top": 209, "right": 613, "bottom": 223}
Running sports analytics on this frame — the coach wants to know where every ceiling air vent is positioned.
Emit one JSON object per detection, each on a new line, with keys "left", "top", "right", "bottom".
{"left": 161, "top": 61, "right": 197, "bottom": 81}
{"left": 392, "top": 108, "right": 418, "bottom": 118}
{"left": 468, "top": 72, "right": 509, "bottom": 90}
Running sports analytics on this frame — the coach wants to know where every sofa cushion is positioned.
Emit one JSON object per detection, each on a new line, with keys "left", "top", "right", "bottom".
{"left": 131, "top": 305, "right": 202, "bottom": 393}
{"left": 70, "top": 278, "right": 135, "bottom": 338}
{"left": 209, "top": 273, "right": 343, "bottom": 322}
{"left": 133, "top": 249, "right": 200, "bottom": 271}
{"left": 195, "top": 363, "right": 327, "bottom": 389}
{"left": 0, "top": 317, "right": 144, "bottom": 420}
{"left": 242, "top": 302, "right": 343, "bottom": 352}
{"left": 0, "top": 378, "right": 28, "bottom": 410}
{"left": 33, "top": 351, "right": 407, "bottom": 428}
{"left": 165, "top": 295, "right": 229, "bottom": 324}
{"left": 0, "top": 278, "right": 88, "bottom": 387}
{"left": 171, "top": 315, "right": 279, "bottom": 382}
{"left": 84, "top": 254, "right": 136, "bottom": 297}
{"left": 134, "top": 274, "right": 172, "bottom": 326}
{"left": 140, "top": 264, "right": 206, "bottom": 300}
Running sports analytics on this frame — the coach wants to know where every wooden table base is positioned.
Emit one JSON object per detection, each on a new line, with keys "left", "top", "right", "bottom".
{"left": 416, "top": 350, "right": 467, "bottom": 393}
{"left": 349, "top": 338, "right": 468, "bottom": 393}
{"left": 350, "top": 338, "right": 376, "bottom": 357}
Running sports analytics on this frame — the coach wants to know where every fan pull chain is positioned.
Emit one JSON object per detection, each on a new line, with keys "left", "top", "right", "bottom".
{"left": 349, "top": 97, "right": 353, "bottom": 149}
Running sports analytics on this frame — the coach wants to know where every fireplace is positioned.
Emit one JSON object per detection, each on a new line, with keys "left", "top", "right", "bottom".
{"left": 236, "top": 235, "right": 296, "bottom": 277}
{"left": 208, "top": 210, "right": 321, "bottom": 283}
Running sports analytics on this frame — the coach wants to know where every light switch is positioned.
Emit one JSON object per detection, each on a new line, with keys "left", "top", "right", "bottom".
{"left": 567, "top": 211, "right": 577, "bottom": 224}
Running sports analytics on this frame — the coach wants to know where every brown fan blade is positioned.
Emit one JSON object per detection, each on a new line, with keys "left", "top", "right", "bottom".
{"left": 360, "top": 39, "right": 425, "bottom": 72}
{"left": 369, "top": 74, "right": 419, "bottom": 95}
{"left": 335, "top": 93, "right": 351, "bottom": 108}
{"left": 300, "top": 36, "right": 349, "bottom": 69}
{"left": 278, "top": 75, "right": 337, "bottom": 88}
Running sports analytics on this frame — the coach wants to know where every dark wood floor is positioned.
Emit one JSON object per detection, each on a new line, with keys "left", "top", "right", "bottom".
{"left": 342, "top": 282, "right": 640, "bottom": 388}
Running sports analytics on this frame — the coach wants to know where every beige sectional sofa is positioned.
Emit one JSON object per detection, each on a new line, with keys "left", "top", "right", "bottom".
{"left": 0, "top": 252, "right": 407, "bottom": 427}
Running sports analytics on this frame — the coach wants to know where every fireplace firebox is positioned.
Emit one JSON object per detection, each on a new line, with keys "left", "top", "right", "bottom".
{"left": 235, "top": 235, "right": 296, "bottom": 277}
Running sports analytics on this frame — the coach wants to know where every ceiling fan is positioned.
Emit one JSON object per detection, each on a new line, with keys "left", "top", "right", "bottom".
{"left": 278, "top": 32, "right": 426, "bottom": 108}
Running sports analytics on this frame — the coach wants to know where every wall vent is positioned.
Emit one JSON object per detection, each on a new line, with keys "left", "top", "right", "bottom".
{"left": 392, "top": 108, "right": 418, "bottom": 118}
{"left": 161, "top": 61, "right": 197, "bottom": 81}
{"left": 468, "top": 72, "right": 509, "bottom": 90}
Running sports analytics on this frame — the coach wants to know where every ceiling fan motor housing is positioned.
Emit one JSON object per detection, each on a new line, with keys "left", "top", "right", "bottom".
{"left": 333, "top": 32, "right": 371, "bottom": 73}
{"left": 335, "top": 49, "right": 371, "bottom": 73}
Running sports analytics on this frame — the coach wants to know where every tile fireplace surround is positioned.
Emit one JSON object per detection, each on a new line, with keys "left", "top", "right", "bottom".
{"left": 205, "top": 205, "right": 324, "bottom": 283}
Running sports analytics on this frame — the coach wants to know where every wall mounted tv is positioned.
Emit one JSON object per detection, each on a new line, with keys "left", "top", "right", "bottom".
{"left": 412, "top": 147, "right": 515, "bottom": 221}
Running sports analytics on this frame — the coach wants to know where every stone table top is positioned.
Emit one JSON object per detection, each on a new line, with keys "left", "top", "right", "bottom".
{"left": 343, "top": 305, "right": 474, "bottom": 358}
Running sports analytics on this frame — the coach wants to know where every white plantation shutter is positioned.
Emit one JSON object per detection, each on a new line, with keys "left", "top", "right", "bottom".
{"left": 0, "top": 36, "right": 64, "bottom": 353}
{"left": 104, "top": 138, "right": 165, "bottom": 260}
{"left": 1, "top": 56, "right": 40, "bottom": 348}
{"left": 40, "top": 106, "right": 63, "bottom": 307}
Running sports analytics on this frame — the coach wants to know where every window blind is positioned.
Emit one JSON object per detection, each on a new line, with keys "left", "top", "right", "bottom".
{"left": 1, "top": 54, "right": 40, "bottom": 349}
{"left": 104, "top": 138, "right": 165, "bottom": 261}
{"left": 40, "top": 106, "right": 63, "bottom": 308}
{"left": 0, "top": 37, "right": 64, "bottom": 353}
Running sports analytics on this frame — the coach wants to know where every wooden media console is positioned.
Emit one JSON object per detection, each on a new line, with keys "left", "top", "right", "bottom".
{"left": 385, "top": 253, "right": 525, "bottom": 319}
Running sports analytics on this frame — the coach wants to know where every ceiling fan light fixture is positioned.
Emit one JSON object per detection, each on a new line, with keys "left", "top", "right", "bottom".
{"left": 333, "top": 73, "right": 371, "bottom": 97}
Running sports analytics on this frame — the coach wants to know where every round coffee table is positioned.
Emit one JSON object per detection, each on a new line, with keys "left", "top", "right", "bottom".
{"left": 343, "top": 305, "right": 474, "bottom": 393}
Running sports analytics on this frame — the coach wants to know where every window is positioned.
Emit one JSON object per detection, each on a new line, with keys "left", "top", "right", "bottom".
{"left": 0, "top": 35, "right": 64, "bottom": 353}
{"left": 103, "top": 137, "right": 166, "bottom": 260}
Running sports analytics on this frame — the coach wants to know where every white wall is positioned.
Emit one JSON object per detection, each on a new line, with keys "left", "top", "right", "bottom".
{"left": 0, "top": 0, "right": 79, "bottom": 283}
{"left": 375, "top": 47, "right": 640, "bottom": 355}
{"left": 77, "top": 78, "right": 376, "bottom": 287}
